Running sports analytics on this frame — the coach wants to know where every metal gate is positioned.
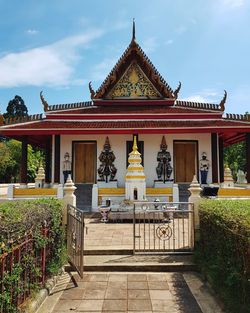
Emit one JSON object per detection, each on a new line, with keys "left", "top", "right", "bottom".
{"left": 67, "top": 204, "right": 84, "bottom": 278}
{"left": 133, "top": 202, "right": 194, "bottom": 254}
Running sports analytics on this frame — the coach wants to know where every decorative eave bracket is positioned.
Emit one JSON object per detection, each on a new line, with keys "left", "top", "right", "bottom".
{"left": 40, "top": 91, "right": 49, "bottom": 112}
{"left": 219, "top": 90, "right": 227, "bottom": 111}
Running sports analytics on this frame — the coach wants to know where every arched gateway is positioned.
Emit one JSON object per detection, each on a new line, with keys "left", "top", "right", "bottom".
{"left": 0, "top": 22, "right": 250, "bottom": 211}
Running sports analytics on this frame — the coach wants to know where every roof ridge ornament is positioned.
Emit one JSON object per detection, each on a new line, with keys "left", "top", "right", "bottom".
{"left": 132, "top": 18, "right": 136, "bottom": 42}
{"left": 174, "top": 81, "right": 181, "bottom": 98}
{"left": 40, "top": 91, "right": 49, "bottom": 112}
{"left": 219, "top": 90, "right": 227, "bottom": 111}
{"left": 89, "top": 81, "right": 95, "bottom": 99}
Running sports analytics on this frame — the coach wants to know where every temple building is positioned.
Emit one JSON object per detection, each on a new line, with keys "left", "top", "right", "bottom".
{"left": 0, "top": 23, "right": 250, "bottom": 210}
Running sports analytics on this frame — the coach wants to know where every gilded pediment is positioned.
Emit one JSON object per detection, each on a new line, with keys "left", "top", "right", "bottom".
{"left": 107, "top": 62, "right": 160, "bottom": 99}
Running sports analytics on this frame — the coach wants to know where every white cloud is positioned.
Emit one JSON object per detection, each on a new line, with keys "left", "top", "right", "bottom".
{"left": 183, "top": 95, "right": 211, "bottom": 103}
{"left": 183, "top": 89, "right": 220, "bottom": 103}
{"left": 0, "top": 29, "right": 103, "bottom": 88}
{"left": 91, "top": 57, "right": 118, "bottom": 81}
{"left": 141, "top": 37, "right": 158, "bottom": 53}
{"left": 175, "top": 25, "right": 187, "bottom": 34}
{"left": 221, "top": 0, "right": 245, "bottom": 8}
{"left": 26, "top": 29, "right": 39, "bottom": 35}
{"left": 165, "top": 39, "right": 173, "bottom": 45}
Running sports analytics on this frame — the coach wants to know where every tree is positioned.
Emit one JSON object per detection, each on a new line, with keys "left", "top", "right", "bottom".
{"left": 224, "top": 141, "right": 246, "bottom": 180}
{"left": 0, "top": 140, "right": 44, "bottom": 183}
{"left": 3, "top": 95, "right": 28, "bottom": 119}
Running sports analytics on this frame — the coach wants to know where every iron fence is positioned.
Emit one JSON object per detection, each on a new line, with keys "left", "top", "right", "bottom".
{"left": 67, "top": 204, "right": 84, "bottom": 278}
{"left": 0, "top": 226, "right": 50, "bottom": 313}
{"left": 133, "top": 202, "right": 194, "bottom": 254}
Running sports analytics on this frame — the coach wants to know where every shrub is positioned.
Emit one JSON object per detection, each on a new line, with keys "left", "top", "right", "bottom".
{"left": 0, "top": 199, "right": 66, "bottom": 312}
{"left": 196, "top": 199, "right": 250, "bottom": 313}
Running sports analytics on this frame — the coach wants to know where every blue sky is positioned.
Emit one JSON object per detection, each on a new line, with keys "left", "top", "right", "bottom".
{"left": 0, "top": 0, "right": 249, "bottom": 114}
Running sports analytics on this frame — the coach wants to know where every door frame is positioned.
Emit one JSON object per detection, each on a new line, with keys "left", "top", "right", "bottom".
{"left": 173, "top": 140, "right": 199, "bottom": 183}
{"left": 72, "top": 141, "right": 97, "bottom": 184}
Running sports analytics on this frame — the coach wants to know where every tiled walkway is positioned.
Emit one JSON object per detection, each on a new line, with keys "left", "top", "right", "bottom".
{"left": 36, "top": 272, "right": 219, "bottom": 313}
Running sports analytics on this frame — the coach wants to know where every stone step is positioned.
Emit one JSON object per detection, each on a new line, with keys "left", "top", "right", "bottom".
{"left": 65, "top": 254, "right": 196, "bottom": 272}
{"left": 75, "top": 184, "right": 93, "bottom": 211}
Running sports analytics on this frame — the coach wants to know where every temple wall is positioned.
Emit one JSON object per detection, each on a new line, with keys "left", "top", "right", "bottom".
{"left": 59, "top": 133, "right": 212, "bottom": 186}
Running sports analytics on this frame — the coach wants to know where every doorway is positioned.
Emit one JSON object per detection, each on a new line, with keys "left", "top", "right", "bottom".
{"left": 174, "top": 141, "right": 198, "bottom": 183}
{"left": 73, "top": 142, "right": 97, "bottom": 183}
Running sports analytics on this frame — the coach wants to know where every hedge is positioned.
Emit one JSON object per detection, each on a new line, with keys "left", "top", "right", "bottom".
{"left": 196, "top": 199, "right": 250, "bottom": 313}
{"left": 0, "top": 199, "right": 66, "bottom": 312}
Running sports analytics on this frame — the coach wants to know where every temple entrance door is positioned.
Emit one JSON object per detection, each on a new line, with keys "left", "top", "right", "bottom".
{"left": 73, "top": 142, "right": 96, "bottom": 183}
{"left": 174, "top": 141, "right": 198, "bottom": 183}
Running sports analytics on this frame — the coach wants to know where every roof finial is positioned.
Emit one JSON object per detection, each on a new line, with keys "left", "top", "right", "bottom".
{"left": 132, "top": 135, "right": 138, "bottom": 151}
{"left": 132, "top": 18, "right": 136, "bottom": 41}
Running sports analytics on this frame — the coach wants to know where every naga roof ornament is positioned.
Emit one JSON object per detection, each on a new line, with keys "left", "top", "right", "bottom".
{"left": 219, "top": 90, "right": 227, "bottom": 111}
{"left": 40, "top": 91, "right": 49, "bottom": 112}
{"left": 88, "top": 81, "right": 95, "bottom": 99}
{"left": 174, "top": 81, "right": 182, "bottom": 98}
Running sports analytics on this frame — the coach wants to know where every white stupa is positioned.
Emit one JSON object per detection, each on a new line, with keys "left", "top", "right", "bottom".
{"left": 35, "top": 163, "right": 45, "bottom": 188}
{"left": 221, "top": 166, "right": 234, "bottom": 188}
{"left": 125, "top": 136, "right": 146, "bottom": 200}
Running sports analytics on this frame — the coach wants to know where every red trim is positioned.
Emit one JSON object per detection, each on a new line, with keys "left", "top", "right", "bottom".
{"left": 2, "top": 127, "right": 250, "bottom": 135}
{"left": 93, "top": 99, "right": 175, "bottom": 106}
{"left": 45, "top": 113, "right": 222, "bottom": 120}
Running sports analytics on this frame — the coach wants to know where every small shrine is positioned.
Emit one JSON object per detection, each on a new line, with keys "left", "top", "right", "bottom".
{"left": 125, "top": 136, "right": 146, "bottom": 201}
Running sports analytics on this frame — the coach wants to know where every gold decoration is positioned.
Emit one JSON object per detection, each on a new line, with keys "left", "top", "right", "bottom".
{"left": 218, "top": 188, "right": 250, "bottom": 197}
{"left": 108, "top": 63, "right": 160, "bottom": 98}
{"left": 14, "top": 188, "right": 57, "bottom": 196}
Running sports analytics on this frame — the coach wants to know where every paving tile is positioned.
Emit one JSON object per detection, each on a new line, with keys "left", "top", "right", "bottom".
{"left": 149, "top": 289, "right": 173, "bottom": 300}
{"left": 77, "top": 299, "right": 104, "bottom": 311}
{"left": 128, "top": 289, "right": 150, "bottom": 299}
{"left": 53, "top": 299, "right": 82, "bottom": 311}
{"left": 88, "top": 274, "right": 109, "bottom": 281}
{"left": 165, "top": 272, "right": 183, "bottom": 282}
{"left": 83, "top": 289, "right": 106, "bottom": 299}
{"left": 107, "top": 281, "right": 127, "bottom": 289}
{"left": 128, "top": 281, "right": 148, "bottom": 289}
{"left": 147, "top": 273, "right": 167, "bottom": 281}
{"left": 102, "top": 299, "right": 127, "bottom": 311}
{"left": 148, "top": 281, "right": 169, "bottom": 290}
{"left": 127, "top": 311, "right": 152, "bottom": 313}
{"left": 151, "top": 299, "right": 179, "bottom": 312}
{"left": 82, "top": 281, "right": 108, "bottom": 289}
{"left": 128, "top": 274, "right": 147, "bottom": 281}
{"left": 60, "top": 288, "right": 85, "bottom": 300}
{"left": 105, "top": 287, "right": 127, "bottom": 299}
{"left": 128, "top": 299, "right": 152, "bottom": 311}
{"left": 108, "top": 274, "right": 127, "bottom": 281}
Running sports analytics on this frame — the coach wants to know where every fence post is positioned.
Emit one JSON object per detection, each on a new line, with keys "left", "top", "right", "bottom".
{"left": 63, "top": 175, "right": 77, "bottom": 225}
{"left": 188, "top": 175, "right": 202, "bottom": 242}
{"left": 41, "top": 222, "right": 48, "bottom": 285}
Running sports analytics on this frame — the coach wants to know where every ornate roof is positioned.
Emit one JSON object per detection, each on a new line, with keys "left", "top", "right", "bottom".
{"left": 91, "top": 33, "right": 175, "bottom": 100}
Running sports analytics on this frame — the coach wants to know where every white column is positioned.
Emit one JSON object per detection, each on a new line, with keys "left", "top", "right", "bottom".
{"left": 63, "top": 175, "right": 77, "bottom": 225}
{"left": 188, "top": 175, "right": 202, "bottom": 241}
{"left": 92, "top": 184, "right": 99, "bottom": 211}
{"left": 51, "top": 135, "right": 55, "bottom": 184}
